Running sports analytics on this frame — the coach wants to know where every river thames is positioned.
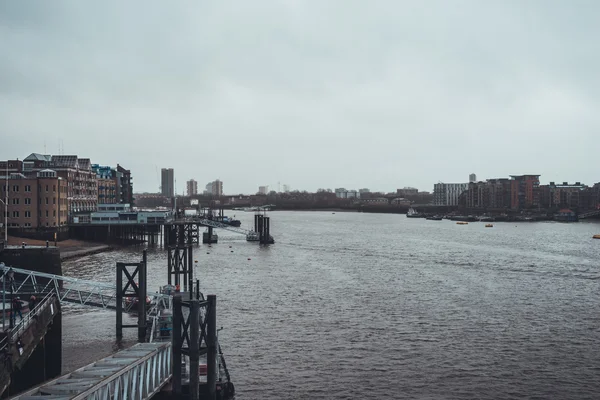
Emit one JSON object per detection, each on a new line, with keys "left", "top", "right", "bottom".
{"left": 61, "top": 211, "right": 600, "bottom": 399}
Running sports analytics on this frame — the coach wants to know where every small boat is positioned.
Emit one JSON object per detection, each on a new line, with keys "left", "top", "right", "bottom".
{"left": 593, "top": 234, "right": 600, "bottom": 239}
{"left": 485, "top": 224, "right": 493, "bottom": 228}
{"left": 407, "top": 208, "right": 425, "bottom": 218}
{"left": 456, "top": 221, "right": 468, "bottom": 225}
{"left": 426, "top": 215, "right": 443, "bottom": 221}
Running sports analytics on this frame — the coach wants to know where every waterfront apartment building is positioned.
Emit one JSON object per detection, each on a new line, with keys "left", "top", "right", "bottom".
{"left": 0, "top": 169, "right": 68, "bottom": 229}
{"left": 22, "top": 154, "right": 98, "bottom": 217}
{"left": 510, "top": 175, "right": 540, "bottom": 210}
{"left": 161, "top": 168, "right": 175, "bottom": 197}
{"left": 187, "top": 179, "right": 198, "bottom": 196}
{"left": 466, "top": 179, "right": 511, "bottom": 209}
{"left": 433, "top": 182, "right": 468, "bottom": 206}
{"left": 114, "top": 164, "right": 133, "bottom": 205}
{"left": 539, "top": 182, "right": 587, "bottom": 210}
{"left": 92, "top": 164, "right": 117, "bottom": 204}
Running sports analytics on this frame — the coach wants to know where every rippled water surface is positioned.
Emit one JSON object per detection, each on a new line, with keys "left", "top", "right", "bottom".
{"left": 62, "top": 212, "right": 600, "bottom": 399}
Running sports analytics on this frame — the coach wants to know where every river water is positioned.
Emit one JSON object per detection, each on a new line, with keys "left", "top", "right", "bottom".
{"left": 62, "top": 211, "right": 600, "bottom": 399}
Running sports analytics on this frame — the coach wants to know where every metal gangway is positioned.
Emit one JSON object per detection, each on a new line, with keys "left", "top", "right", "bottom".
{"left": 9, "top": 342, "right": 172, "bottom": 400}
{"left": 0, "top": 264, "right": 172, "bottom": 314}
{"left": 193, "top": 218, "right": 254, "bottom": 236}
{"left": 579, "top": 209, "right": 600, "bottom": 219}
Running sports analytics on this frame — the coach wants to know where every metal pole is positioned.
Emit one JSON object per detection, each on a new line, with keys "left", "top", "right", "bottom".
{"left": 116, "top": 263, "right": 123, "bottom": 339}
{"left": 2, "top": 272, "right": 5, "bottom": 332}
{"left": 172, "top": 295, "right": 182, "bottom": 396}
{"left": 138, "top": 251, "right": 147, "bottom": 342}
{"left": 189, "top": 299, "right": 200, "bottom": 400}
{"left": 4, "top": 162, "right": 7, "bottom": 243}
{"left": 187, "top": 245, "right": 193, "bottom": 300}
{"left": 207, "top": 295, "right": 217, "bottom": 400}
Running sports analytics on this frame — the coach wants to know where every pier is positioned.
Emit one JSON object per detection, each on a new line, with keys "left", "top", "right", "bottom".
{"left": 69, "top": 214, "right": 275, "bottom": 246}
{"left": 0, "top": 243, "right": 232, "bottom": 400}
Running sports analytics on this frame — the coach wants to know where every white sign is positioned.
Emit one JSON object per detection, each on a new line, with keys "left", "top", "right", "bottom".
{"left": 190, "top": 199, "right": 199, "bottom": 206}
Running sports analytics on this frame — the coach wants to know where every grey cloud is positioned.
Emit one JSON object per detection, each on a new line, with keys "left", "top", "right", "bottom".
{"left": 1, "top": 0, "right": 599, "bottom": 193}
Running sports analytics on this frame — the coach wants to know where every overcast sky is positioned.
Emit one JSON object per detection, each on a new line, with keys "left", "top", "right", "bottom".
{"left": 1, "top": 1, "right": 599, "bottom": 194}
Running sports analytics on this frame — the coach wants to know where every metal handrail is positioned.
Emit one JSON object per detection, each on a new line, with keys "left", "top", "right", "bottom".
{"left": 0, "top": 291, "right": 56, "bottom": 352}
{"left": 0, "top": 264, "right": 172, "bottom": 313}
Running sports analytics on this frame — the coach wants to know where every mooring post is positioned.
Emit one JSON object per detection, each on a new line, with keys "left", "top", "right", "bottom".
{"left": 138, "top": 250, "right": 147, "bottom": 342}
{"left": 207, "top": 294, "right": 217, "bottom": 400}
{"left": 116, "top": 262, "right": 123, "bottom": 339}
{"left": 167, "top": 247, "right": 173, "bottom": 286}
{"left": 188, "top": 245, "right": 193, "bottom": 300}
{"left": 189, "top": 299, "right": 200, "bottom": 400}
{"left": 172, "top": 295, "right": 183, "bottom": 396}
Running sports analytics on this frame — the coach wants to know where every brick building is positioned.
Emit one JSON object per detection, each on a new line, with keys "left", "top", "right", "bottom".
{"left": 1, "top": 169, "right": 68, "bottom": 229}
{"left": 510, "top": 175, "right": 540, "bottom": 210}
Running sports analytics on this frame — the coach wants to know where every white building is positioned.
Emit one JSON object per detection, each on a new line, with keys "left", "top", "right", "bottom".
{"left": 433, "top": 183, "right": 468, "bottom": 206}
{"left": 258, "top": 185, "right": 269, "bottom": 195}
{"left": 469, "top": 173, "right": 477, "bottom": 183}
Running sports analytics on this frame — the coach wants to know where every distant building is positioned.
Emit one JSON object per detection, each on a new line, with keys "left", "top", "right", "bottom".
{"left": 510, "top": 175, "right": 540, "bottom": 210}
{"left": 359, "top": 188, "right": 370, "bottom": 194}
{"left": 466, "top": 178, "right": 511, "bottom": 209}
{"left": 543, "top": 182, "right": 587, "bottom": 210}
{"left": 205, "top": 180, "right": 223, "bottom": 196}
{"left": 396, "top": 187, "right": 418, "bottom": 196}
{"left": 469, "top": 173, "right": 477, "bottom": 183}
{"left": 282, "top": 184, "right": 290, "bottom": 193}
{"left": 433, "top": 182, "right": 468, "bottom": 206}
{"left": 335, "top": 188, "right": 359, "bottom": 199}
{"left": 258, "top": 186, "right": 269, "bottom": 195}
{"left": 186, "top": 179, "right": 198, "bottom": 196}
{"left": 161, "top": 168, "right": 175, "bottom": 197}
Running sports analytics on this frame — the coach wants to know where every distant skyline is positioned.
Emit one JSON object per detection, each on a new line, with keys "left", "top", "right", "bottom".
{"left": 2, "top": 1, "right": 600, "bottom": 193}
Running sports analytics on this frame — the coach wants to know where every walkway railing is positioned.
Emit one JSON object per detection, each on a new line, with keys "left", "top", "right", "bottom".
{"left": 0, "top": 291, "right": 56, "bottom": 353}
{"left": 0, "top": 264, "right": 172, "bottom": 314}
{"left": 9, "top": 342, "right": 172, "bottom": 400}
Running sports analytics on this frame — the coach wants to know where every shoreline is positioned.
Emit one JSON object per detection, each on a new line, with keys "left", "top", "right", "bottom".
{"left": 6, "top": 236, "right": 115, "bottom": 261}
{"left": 60, "top": 245, "right": 114, "bottom": 261}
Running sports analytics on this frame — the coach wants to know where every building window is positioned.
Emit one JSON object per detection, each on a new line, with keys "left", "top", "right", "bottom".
{"left": 46, "top": 197, "right": 49, "bottom": 205}
{"left": 25, "top": 223, "right": 31, "bottom": 228}
{"left": 25, "top": 198, "right": 31, "bottom": 205}
{"left": 12, "top": 211, "right": 19, "bottom": 218}
{"left": 12, "top": 198, "right": 19, "bottom": 205}
{"left": 25, "top": 211, "right": 31, "bottom": 218}
{"left": 53, "top": 185, "right": 56, "bottom": 192}
{"left": 46, "top": 210, "right": 49, "bottom": 217}
{"left": 53, "top": 197, "right": 56, "bottom": 205}
{"left": 53, "top": 210, "right": 56, "bottom": 217}
{"left": 46, "top": 185, "right": 49, "bottom": 192}
{"left": 25, "top": 185, "right": 31, "bottom": 192}
{"left": 12, "top": 185, "right": 19, "bottom": 192}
